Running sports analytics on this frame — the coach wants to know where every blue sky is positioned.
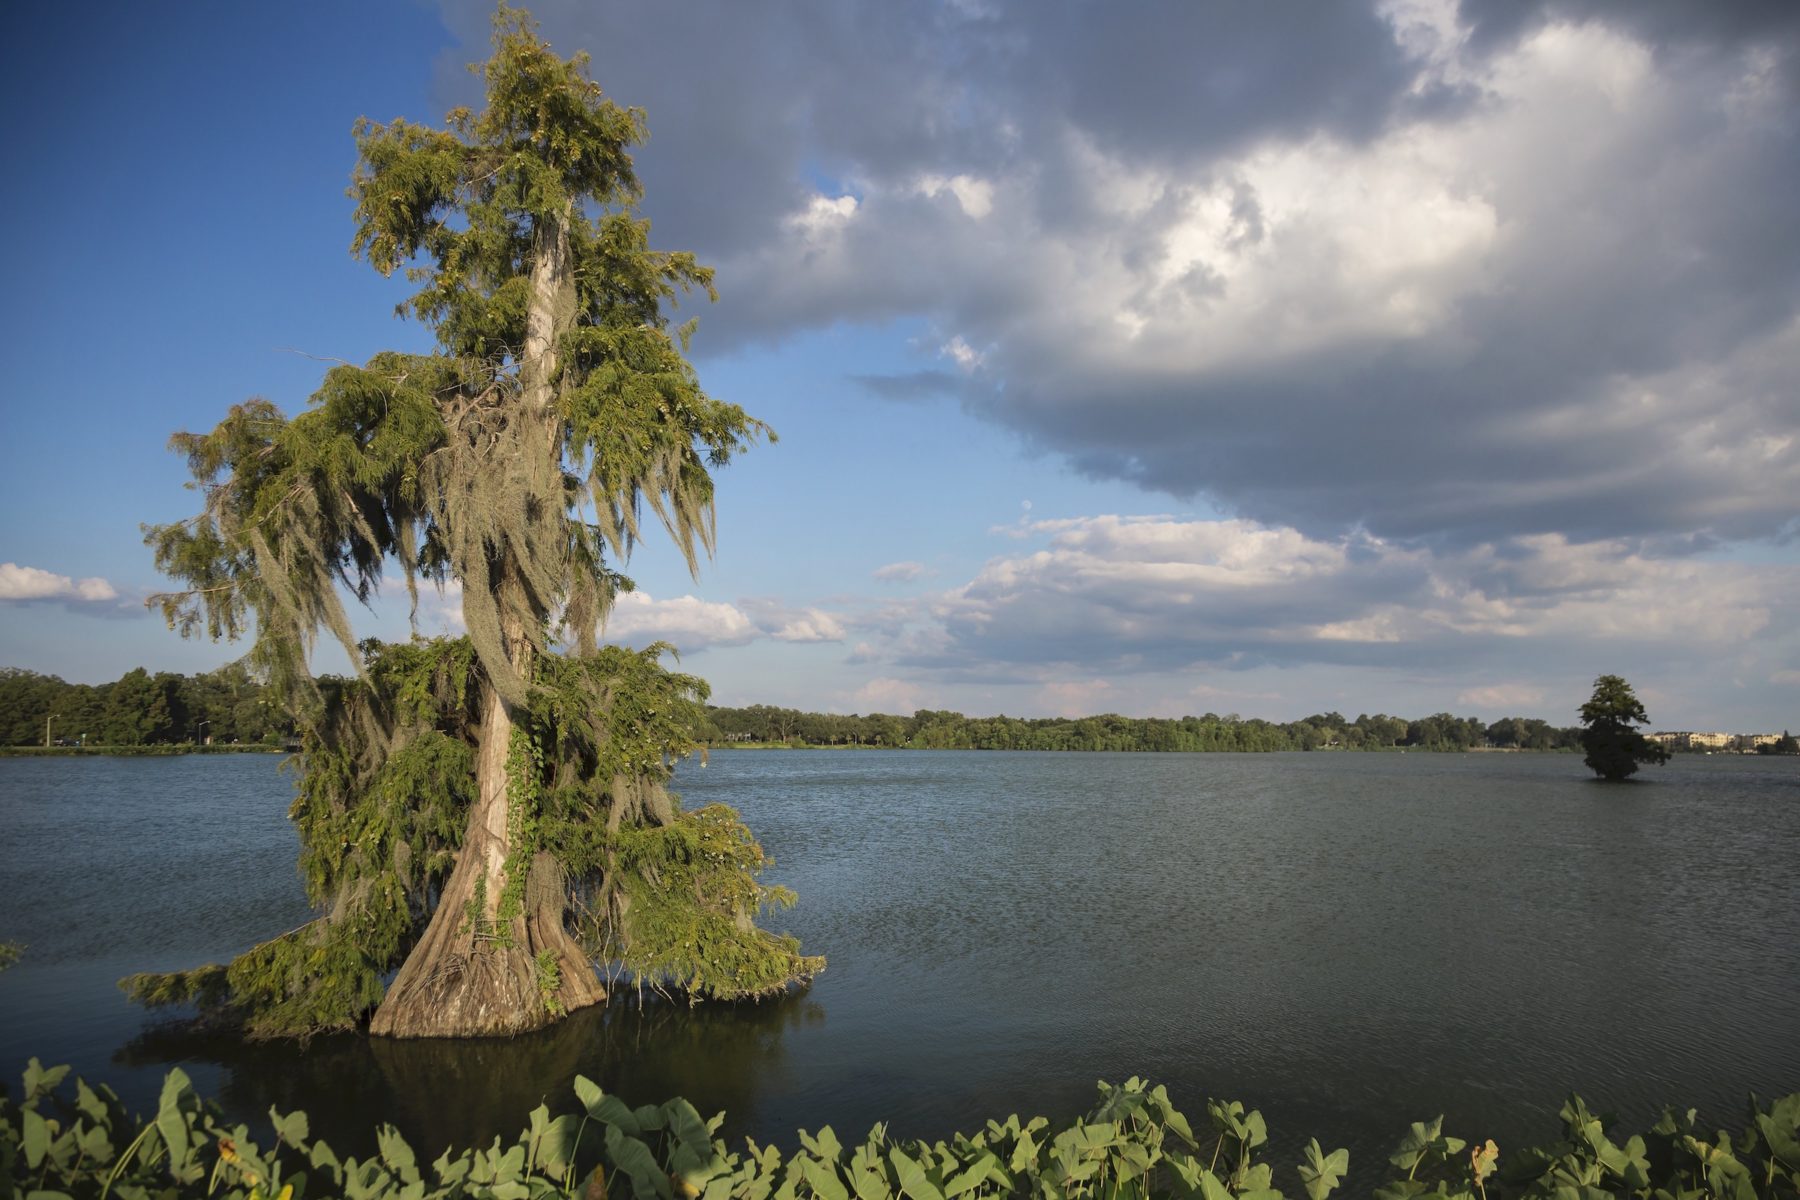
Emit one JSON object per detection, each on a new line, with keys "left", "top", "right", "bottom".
{"left": 3, "top": 0, "right": 1797, "bottom": 731}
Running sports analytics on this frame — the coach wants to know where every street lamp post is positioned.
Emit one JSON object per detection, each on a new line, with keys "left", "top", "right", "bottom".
{"left": 195, "top": 720, "right": 211, "bottom": 748}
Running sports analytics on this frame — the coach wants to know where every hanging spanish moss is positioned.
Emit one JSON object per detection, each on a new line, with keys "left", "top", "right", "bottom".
{"left": 126, "top": 6, "right": 819, "bottom": 1040}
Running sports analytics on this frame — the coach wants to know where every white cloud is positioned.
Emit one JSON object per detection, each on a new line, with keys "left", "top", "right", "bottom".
{"left": 0, "top": 562, "right": 120, "bottom": 605}
{"left": 603, "top": 592, "right": 758, "bottom": 650}
{"left": 940, "top": 335, "right": 984, "bottom": 372}
{"left": 788, "top": 193, "right": 859, "bottom": 238}
{"left": 765, "top": 608, "right": 846, "bottom": 643}
{"left": 872, "top": 560, "right": 929, "bottom": 583}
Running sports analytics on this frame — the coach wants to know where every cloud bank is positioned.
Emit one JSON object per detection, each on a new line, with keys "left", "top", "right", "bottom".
{"left": 713, "top": 514, "right": 1799, "bottom": 723}
{"left": 469, "top": 0, "right": 1799, "bottom": 549}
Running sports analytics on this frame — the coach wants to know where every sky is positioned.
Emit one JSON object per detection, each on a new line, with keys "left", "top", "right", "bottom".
{"left": 2, "top": 0, "right": 1797, "bottom": 731}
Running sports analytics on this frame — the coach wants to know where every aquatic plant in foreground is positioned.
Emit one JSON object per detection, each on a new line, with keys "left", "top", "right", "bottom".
{"left": 4, "top": 1060, "right": 1797, "bottom": 1199}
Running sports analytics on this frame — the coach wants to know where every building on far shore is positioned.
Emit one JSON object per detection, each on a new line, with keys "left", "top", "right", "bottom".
{"left": 1650, "top": 731, "right": 1782, "bottom": 752}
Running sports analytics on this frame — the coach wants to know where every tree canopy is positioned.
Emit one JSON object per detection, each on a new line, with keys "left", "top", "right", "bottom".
{"left": 1578, "top": 674, "right": 1668, "bottom": 782}
{"left": 127, "top": 7, "right": 820, "bottom": 1039}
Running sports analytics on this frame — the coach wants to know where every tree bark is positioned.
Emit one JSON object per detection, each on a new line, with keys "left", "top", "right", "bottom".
{"left": 369, "top": 207, "right": 601, "bottom": 1038}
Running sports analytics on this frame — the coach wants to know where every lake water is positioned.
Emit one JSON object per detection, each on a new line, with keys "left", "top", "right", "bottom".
{"left": 1, "top": 750, "right": 1796, "bottom": 1181}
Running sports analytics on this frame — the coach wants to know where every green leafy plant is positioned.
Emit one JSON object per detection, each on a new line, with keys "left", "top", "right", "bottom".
{"left": 6, "top": 1062, "right": 1798, "bottom": 1200}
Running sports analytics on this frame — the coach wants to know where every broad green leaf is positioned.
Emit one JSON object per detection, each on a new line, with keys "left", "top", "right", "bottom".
{"left": 539, "top": 1112, "right": 582, "bottom": 1174}
{"left": 154, "top": 1107, "right": 189, "bottom": 1172}
{"left": 575, "top": 1075, "right": 603, "bottom": 1111}
{"left": 270, "top": 1106, "right": 310, "bottom": 1147}
{"left": 1195, "top": 1166, "right": 1235, "bottom": 1200}
{"left": 1299, "top": 1138, "right": 1350, "bottom": 1200}
{"left": 1389, "top": 1117, "right": 1444, "bottom": 1173}
{"left": 21, "top": 1108, "right": 51, "bottom": 1169}
{"left": 1373, "top": 1179, "right": 1429, "bottom": 1200}
{"left": 943, "top": 1150, "right": 999, "bottom": 1198}
{"left": 800, "top": 1156, "right": 850, "bottom": 1200}
{"left": 377, "top": 1124, "right": 418, "bottom": 1178}
{"left": 607, "top": 1124, "right": 673, "bottom": 1200}
{"left": 76, "top": 1079, "right": 109, "bottom": 1126}
{"left": 849, "top": 1163, "right": 891, "bottom": 1200}
{"left": 667, "top": 1098, "right": 719, "bottom": 1178}
{"left": 24, "top": 1059, "right": 71, "bottom": 1102}
{"left": 1758, "top": 1095, "right": 1800, "bottom": 1169}
{"left": 889, "top": 1147, "right": 944, "bottom": 1200}
{"left": 799, "top": 1126, "right": 845, "bottom": 1164}
{"left": 78, "top": 1121, "right": 113, "bottom": 1163}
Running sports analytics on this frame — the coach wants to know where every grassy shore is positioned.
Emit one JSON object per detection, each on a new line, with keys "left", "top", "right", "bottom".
{"left": 0, "top": 743, "right": 287, "bottom": 757}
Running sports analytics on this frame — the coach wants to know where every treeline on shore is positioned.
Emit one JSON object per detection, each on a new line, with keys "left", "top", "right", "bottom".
{"left": 0, "top": 665, "right": 290, "bottom": 748}
{"left": 7, "top": 663, "right": 1791, "bottom": 756}
{"left": 703, "top": 705, "right": 1584, "bottom": 753}
{"left": 1, "top": 667, "right": 1565, "bottom": 753}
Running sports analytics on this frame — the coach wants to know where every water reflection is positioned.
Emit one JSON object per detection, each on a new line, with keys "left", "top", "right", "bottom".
{"left": 113, "top": 993, "right": 824, "bottom": 1158}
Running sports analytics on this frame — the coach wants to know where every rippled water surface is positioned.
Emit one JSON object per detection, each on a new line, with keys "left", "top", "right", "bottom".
{"left": 1, "top": 750, "right": 1795, "bottom": 1177}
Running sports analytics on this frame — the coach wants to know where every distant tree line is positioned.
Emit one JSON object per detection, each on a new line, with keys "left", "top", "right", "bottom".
{"left": 700, "top": 705, "right": 1588, "bottom": 753}
{"left": 0, "top": 664, "right": 290, "bottom": 747}
{"left": 9, "top": 666, "right": 1786, "bottom": 756}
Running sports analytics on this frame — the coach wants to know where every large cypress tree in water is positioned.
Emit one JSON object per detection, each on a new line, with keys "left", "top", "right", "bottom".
{"left": 128, "top": 8, "right": 820, "bottom": 1039}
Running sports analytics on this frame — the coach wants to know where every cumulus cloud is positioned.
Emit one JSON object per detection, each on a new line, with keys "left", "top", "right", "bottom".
{"left": 484, "top": 0, "right": 1800, "bottom": 548}
{"left": 744, "top": 600, "right": 847, "bottom": 643}
{"left": 600, "top": 593, "right": 848, "bottom": 651}
{"left": 603, "top": 592, "right": 759, "bottom": 651}
{"left": 0, "top": 562, "right": 123, "bottom": 609}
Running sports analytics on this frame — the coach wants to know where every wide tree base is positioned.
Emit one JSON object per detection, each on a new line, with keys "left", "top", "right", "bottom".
{"left": 368, "top": 944, "right": 604, "bottom": 1039}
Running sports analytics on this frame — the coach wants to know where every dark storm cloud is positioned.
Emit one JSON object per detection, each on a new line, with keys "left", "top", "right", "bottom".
{"left": 441, "top": 0, "right": 1800, "bottom": 547}
{"left": 1458, "top": 0, "right": 1800, "bottom": 60}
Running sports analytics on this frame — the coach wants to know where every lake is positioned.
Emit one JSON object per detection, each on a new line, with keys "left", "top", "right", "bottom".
{"left": 1, "top": 749, "right": 1795, "bottom": 1181}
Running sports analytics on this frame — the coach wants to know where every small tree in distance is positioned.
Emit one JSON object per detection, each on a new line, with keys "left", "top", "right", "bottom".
{"left": 1578, "top": 674, "right": 1669, "bottom": 781}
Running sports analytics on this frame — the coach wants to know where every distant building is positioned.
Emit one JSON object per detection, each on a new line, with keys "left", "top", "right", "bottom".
{"left": 1738, "top": 733, "right": 1781, "bottom": 750}
{"left": 1654, "top": 731, "right": 1735, "bottom": 750}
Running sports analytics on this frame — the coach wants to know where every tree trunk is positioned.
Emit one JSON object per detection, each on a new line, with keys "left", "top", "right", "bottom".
{"left": 369, "top": 208, "right": 598, "bottom": 1039}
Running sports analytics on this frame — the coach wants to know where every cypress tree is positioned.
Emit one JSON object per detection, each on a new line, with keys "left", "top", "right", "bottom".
{"left": 128, "top": 7, "right": 820, "bottom": 1038}
{"left": 1577, "top": 674, "right": 1668, "bottom": 782}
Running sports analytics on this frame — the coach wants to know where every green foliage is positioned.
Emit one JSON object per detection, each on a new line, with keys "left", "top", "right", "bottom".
{"left": 535, "top": 949, "right": 565, "bottom": 1016}
{"left": 126, "top": 638, "right": 484, "bottom": 1036}
{"left": 0, "top": 941, "right": 22, "bottom": 971}
{"left": 1578, "top": 675, "right": 1669, "bottom": 782}
{"left": 605, "top": 805, "right": 823, "bottom": 1001}
{"left": 7, "top": 1063, "right": 1799, "bottom": 1200}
